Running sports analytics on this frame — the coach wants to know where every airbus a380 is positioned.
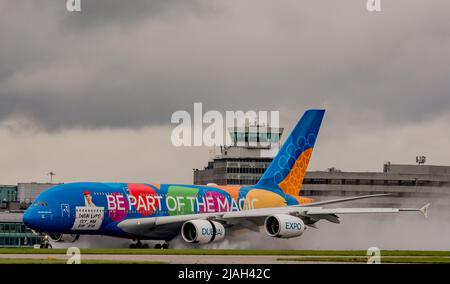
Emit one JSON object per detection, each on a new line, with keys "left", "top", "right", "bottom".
{"left": 23, "top": 109, "right": 430, "bottom": 249}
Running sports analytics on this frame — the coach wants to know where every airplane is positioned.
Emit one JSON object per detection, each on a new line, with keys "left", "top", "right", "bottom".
{"left": 23, "top": 109, "right": 430, "bottom": 249}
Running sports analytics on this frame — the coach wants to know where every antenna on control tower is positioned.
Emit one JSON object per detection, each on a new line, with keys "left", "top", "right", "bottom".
{"left": 416, "top": 156, "right": 426, "bottom": 165}
{"left": 47, "top": 171, "right": 56, "bottom": 183}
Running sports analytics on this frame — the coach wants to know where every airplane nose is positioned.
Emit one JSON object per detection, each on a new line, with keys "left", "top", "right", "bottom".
{"left": 23, "top": 209, "right": 39, "bottom": 230}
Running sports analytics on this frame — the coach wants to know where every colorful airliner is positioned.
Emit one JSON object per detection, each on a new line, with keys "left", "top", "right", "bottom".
{"left": 23, "top": 109, "right": 429, "bottom": 248}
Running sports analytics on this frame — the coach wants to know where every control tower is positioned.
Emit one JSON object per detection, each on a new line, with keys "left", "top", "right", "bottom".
{"left": 193, "top": 125, "right": 284, "bottom": 185}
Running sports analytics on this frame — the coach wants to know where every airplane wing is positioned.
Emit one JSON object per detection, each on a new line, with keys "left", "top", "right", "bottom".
{"left": 219, "top": 203, "right": 430, "bottom": 225}
{"left": 117, "top": 194, "right": 430, "bottom": 237}
{"left": 295, "top": 193, "right": 392, "bottom": 207}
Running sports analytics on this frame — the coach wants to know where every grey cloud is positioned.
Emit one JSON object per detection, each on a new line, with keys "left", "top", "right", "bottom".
{"left": 0, "top": 0, "right": 450, "bottom": 132}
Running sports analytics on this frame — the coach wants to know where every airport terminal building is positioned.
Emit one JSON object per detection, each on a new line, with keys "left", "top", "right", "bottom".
{"left": 0, "top": 183, "right": 58, "bottom": 247}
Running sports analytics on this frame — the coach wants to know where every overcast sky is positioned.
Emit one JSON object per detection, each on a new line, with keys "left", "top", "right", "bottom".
{"left": 1, "top": 0, "right": 450, "bottom": 184}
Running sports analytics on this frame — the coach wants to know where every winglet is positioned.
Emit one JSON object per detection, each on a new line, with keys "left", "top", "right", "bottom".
{"left": 420, "top": 203, "right": 430, "bottom": 218}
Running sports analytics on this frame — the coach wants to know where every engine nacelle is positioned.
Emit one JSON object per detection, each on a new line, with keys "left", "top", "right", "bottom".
{"left": 181, "top": 220, "right": 225, "bottom": 244}
{"left": 264, "top": 214, "right": 305, "bottom": 239}
{"left": 48, "top": 234, "right": 80, "bottom": 243}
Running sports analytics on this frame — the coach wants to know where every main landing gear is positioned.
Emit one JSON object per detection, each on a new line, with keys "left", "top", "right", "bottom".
{"left": 129, "top": 240, "right": 169, "bottom": 249}
{"left": 154, "top": 242, "right": 169, "bottom": 249}
{"left": 129, "top": 240, "right": 149, "bottom": 249}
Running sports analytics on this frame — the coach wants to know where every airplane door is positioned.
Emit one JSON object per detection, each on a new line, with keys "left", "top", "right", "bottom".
{"left": 61, "top": 204, "right": 70, "bottom": 219}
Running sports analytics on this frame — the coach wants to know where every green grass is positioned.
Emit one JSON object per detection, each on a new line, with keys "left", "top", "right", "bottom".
{"left": 278, "top": 256, "right": 450, "bottom": 264}
{"left": 0, "top": 258, "right": 167, "bottom": 264}
{"left": 1, "top": 248, "right": 450, "bottom": 257}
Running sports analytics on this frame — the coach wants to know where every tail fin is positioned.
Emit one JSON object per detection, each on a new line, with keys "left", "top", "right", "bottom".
{"left": 256, "top": 109, "right": 325, "bottom": 195}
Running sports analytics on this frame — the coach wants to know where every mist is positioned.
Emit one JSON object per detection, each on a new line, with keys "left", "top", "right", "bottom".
{"left": 174, "top": 198, "right": 449, "bottom": 251}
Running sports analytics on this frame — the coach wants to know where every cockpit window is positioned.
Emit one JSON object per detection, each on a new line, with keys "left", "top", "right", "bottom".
{"left": 31, "top": 202, "right": 49, "bottom": 207}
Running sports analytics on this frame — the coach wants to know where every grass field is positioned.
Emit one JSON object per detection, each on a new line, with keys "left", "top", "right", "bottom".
{"left": 0, "top": 258, "right": 166, "bottom": 264}
{"left": 1, "top": 248, "right": 450, "bottom": 257}
{"left": 278, "top": 256, "right": 450, "bottom": 264}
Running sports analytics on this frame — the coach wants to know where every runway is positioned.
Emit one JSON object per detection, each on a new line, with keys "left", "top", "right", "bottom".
{"left": 0, "top": 254, "right": 341, "bottom": 264}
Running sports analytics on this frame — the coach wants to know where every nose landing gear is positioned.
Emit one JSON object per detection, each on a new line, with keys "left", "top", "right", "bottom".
{"left": 40, "top": 235, "right": 52, "bottom": 249}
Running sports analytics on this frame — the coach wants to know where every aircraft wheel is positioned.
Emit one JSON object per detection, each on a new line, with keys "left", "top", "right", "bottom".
{"left": 129, "top": 243, "right": 136, "bottom": 249}
{"left": 154, "top": 243, "right": 162, "bottom": 249}
{"left": 162, "top": 243, "right": 169, "bottom": 249}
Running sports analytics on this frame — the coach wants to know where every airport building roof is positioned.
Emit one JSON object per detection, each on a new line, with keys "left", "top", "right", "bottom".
{"left": 0, "top": 212, "right": 23, "bottom": 223}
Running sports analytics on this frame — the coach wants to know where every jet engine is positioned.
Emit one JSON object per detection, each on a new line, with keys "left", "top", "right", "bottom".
{"left": 48, "top": 233, "right": 80, "bottom": 243}
{"left": 181, "top": 220, "right": 225, "bottom": 244}
{"left": 264, "top": 214, "right": 305, "bottom": 238}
